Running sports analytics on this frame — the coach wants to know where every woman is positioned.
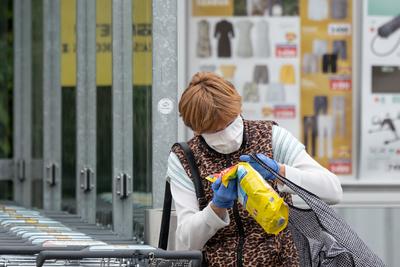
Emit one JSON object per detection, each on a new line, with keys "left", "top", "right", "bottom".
{"left": 166, "top": 72, "right": 342, "bottom": 266}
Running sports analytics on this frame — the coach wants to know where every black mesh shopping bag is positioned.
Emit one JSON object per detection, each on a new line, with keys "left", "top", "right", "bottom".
{"left": 250, "top": 154, "right": 386, "bottom": 267}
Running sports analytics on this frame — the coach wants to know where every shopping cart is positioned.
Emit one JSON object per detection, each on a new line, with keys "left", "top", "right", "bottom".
{"left": 0, "top": 204, "right": 202, "bottom": 266}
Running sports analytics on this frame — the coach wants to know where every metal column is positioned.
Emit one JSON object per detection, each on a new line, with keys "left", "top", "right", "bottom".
{"left": 13, "top": 0, "right": 32, "bottom": 207}
{"left": 112, "top": 0, "right": 134, "bottom": 237}
{"left": 152, "top": 0, "right": 178, "bottom": 208}
{"left": 76, "top": 0, "right": 97, "bottom": 223}
{"left": 43, "top": 0, "right": 61, "bottom": 210}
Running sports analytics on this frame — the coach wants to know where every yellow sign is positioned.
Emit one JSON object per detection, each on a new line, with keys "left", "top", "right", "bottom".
{"left": 192, "top": 0, "right": 234, "bottom": 16}
{"left": 61, "top": 0, "right": 152, "bottom": 86}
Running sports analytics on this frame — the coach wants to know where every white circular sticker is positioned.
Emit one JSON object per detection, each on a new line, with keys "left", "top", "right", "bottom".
{"left": 158, "top": 98, "right": 174, "bottom": 114}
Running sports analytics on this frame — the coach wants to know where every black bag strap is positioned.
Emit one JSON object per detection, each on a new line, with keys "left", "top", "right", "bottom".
{"left": 158, "top": 142, "right": 206, "bottom": 250}
{"left": 158, "top": 181, "right": 172, "bottom": 250}
{"left": 177, "top": 142, "right": 207, "bottom": 210}
{"left": 248, "top": 154, "right": 321, "bottom": 202}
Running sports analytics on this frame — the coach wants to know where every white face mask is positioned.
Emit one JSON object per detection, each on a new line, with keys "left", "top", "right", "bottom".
{"left": 202, "top": 116, "right": 244, "bottom": 154}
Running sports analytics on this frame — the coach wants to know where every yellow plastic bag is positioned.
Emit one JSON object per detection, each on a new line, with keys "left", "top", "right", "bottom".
{"left": 206, "top": 162, "right": 288, "bottom": 235}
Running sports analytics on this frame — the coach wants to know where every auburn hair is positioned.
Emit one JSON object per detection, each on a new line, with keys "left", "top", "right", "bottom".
{"left": 179, "top": 72, "right": 242, "bottom": 133}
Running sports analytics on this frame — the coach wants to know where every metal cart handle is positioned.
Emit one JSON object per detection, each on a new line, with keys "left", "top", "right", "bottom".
{"left": 0, "top": 245, "right": 86, "bottom": 255}
{"left": 36, "top": 248, "right": 202, "bottom": 267}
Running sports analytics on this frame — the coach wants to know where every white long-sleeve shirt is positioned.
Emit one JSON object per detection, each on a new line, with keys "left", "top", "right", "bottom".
{"left": 166, "top": 125, "right": 343, "bottom": 250}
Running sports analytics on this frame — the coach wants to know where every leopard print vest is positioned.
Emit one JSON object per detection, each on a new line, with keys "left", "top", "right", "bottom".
{"left": 171, "top": 120, "right": 300, "bottom": 267}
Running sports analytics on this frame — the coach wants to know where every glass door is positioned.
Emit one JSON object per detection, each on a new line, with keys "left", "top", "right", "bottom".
{"left": 3, "top": 0, "right": 155, "bottom": 242}
{"left": 95, "top": 0, "right": 154, "bottom": 240}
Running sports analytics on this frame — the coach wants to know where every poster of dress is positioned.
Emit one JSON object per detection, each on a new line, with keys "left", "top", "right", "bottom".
{"left": 188, "top": 0, "right": 301, "bottom": 138}
{"left": 299, "top": 0, "right": 353, "bottom": 176}
{"left": 360, "top": 0, "right": 400, "bottom": 179}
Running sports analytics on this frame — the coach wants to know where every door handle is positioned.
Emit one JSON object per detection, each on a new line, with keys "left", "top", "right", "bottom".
{"left": 116, "top": 173, "right": 132, "bottom": 199}
{"left": 80, "top": 167, "right": 94, "bottom": 192}
{"left": 17, "top": 159, "right": 26, "bottom": 182}
{"left": 46, "top": 163, "right": 57, "bottom": 187}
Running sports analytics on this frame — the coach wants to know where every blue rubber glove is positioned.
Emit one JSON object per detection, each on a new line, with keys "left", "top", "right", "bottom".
{"left": 211, "top": 177, "right": 237, "bottom": 209}
{"left": 239, "top": 153, "right": 279, "bottom": 180}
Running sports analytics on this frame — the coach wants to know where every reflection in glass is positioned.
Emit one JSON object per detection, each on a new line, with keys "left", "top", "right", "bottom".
{"left": 0, "top": 0, "right": 13, "bottom": 159}
{"left": 31, "top": 0, "right": 44, "bottom": 208}
{"left": 96, "top": 86, "right": 112, "bottom": 228}
{"left": 96, "top": 0, "right": 113, "bottom": 229}
{"left": 61, "top": 0, "right": 77, "bottom": 213}
{"left": 0, "top": 0, "right": 13, "bottom": 201}
{"left": 132, "top": 0, "right": 152, "bottom": 241}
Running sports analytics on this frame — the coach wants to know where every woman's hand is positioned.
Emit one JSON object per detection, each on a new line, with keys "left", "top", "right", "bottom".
{"left": 211, "top": 177, "right": 237, "bottom": 209}
{"left": 239, "top": 153, "right": 284, "bottom": 180}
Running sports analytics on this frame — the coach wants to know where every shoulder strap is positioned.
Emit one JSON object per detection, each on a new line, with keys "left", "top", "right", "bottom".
{"left": 158, "top": 142, "right": 206, "bottom": 250}
{"left": 158, "top": 180, "right": 172, "bottom": 250}
{"left": 177, "top": 142, "right": 207, "bottom": 210}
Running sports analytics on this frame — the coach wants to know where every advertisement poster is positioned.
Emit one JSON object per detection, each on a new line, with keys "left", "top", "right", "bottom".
{"left": 189, "top": 0, "right": 301, "bottom": 137}
{"left": 360, "top": 0, "right": 400, "bottom": 179}
{"left": 299, "top": 0, "right": 353, "bottom": 176}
